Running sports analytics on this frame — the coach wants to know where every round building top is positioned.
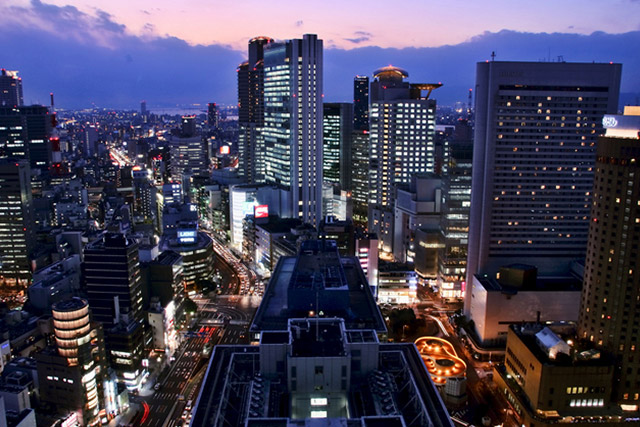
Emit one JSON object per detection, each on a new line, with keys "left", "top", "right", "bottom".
{"left": 373, "top": 65, "right": 409, "bottom": 79}
{"left": 250, "top": 36, "right": 274, "bottom": 43}
{"left": 52, "top": 297, "right": 88, "bottom": 313}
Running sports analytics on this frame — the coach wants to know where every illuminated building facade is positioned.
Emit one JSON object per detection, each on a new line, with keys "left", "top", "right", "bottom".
{"left": 0, "top": 69, "right": 23, "bottom": 107}
{"left": 368, "top": 66, "right": 438, "bottom": 253}
{"left": 322, "top": 103, "right": 353, "bottom": 191}
{"left": 37, "top": 298, "right": 108, "bottom": 426}
{"left": 263, "top": 34, "right": 323, "bottom": 226}
{"left": 578, "top": 107, "right": 640, "bottom": 410}
{"left": 466, "top": 61, "right": 622, "bottom": 309}
{"left": 169, "top": 116, "right": 207, "bottom": 180}
{"left": 437, "top": 120, "right": 473, "bottom": 300}
{"left": 229, "top": 184, "right": 260, "bottom": 251}
{"left": 238, "top": 36, "right": 272, "bottom": 183}
{"left": 377, "top": 262, "right": 418, "bottom": 305}
{"left": 352, "top": 75, "right": 370, "bottom": 226}
{"left": 0, "top": 105, "right": 52, "bottom": 171}
{"left": 0, "top": 160, "right": 34, "bottom": 297}
{"left": 492, "top": 325, "right": 631, "bottom": 427}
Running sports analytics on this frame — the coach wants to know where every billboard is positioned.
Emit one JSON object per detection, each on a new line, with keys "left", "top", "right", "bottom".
{"left": 254, "top": 205, "right": 269, "bottom": 219}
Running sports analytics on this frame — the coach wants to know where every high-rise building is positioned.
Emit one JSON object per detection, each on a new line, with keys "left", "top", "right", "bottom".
{"left": 438, "top": 119, "right": 473, "bottom": 301}
{"left": 263, "top": 34, "right": 323, "bottom": 225}
{"left": 368, "top": 66, "right": 439, "bottom": 252}
{"left": 140, "top": 100, "right": 147, "bottom": 116}
{"left": 207, "top": 102, "right": 219, "bottom": 130}
{"left": 466, "top": 61, "right": 622, "bottom": 317}
{"left": 0, "top": 70, "right": 23, "bottom": 107}
{"left": 578, "top": 107, "right": 640, "bottom": 409}
{"left": 83, "top": 233, "right": 145, "bottom": 388}
{"left": 0, "top": 105, "right": 52, "bottom": 170}
{"left": 353, "top": 75, "right": 369, "bottom": 132}
{"left": 83, "top": 233, "right": 144, "bottom": 329}
{"left": 238, "top": 36, "right": 273, "bottom": 183}
{"left": 352, "top": 75, "right": 370, "bottom": 227}
{"left": 0, "top": 160, "right": 34, "bottom": 296}
{"left": 322, "top": 103, "right": 353, "bottom": 191}
{"left": 169, "top": 116, "right": 207, "bottom": 180}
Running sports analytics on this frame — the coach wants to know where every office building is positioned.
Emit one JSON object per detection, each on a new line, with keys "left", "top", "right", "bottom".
{"left": 0, "top": 160, "right": 34, "bottom": 297}
{"left": 352, "top": 75, "right": 370, "bottom": 226}
{"left": 578, "top": 107, "right": 640, "bottom": 409}
{"left": 437, "top": 119, "right": 473, "bottom": 300}
{"left": 83, "top": 233, "right": 144, "bottom": 329}
{"left": 83, "top": 233, "right": 146, "bottom": 388}
{"left": 323, "top": 103, "right": 353, "bottom": 191}
{"left": 353, "top": 75, "right": 369, "bottom": 132}
{"left": 238, "top": 36, "right": 273, "bottom": 183}
{"left": 229, "top": 184, "right": 260, "bottom": 251}
{"left": 393, "top": 173, "right": 442, "bottom": 265}
{"left": 207, "top": 102, "right": 219, "bottom": 130}
{"left": 377, "top": 262, "right": 418, "bottom": 305}
{"left": 263, "top": 34, "right": 323, "bottom": 225}
{"left": 0, "top": 70, "right": 23, "bottom": 107}
{"left": 251, "top": 240, "right": 386, "bottom": 336}
{"left": 0, "top": 105, "right": 52, "bottom": 171}
{"left": 466, "top": 61, "right": 622, "bottom": 302}
{"left": 169, "top": 116, "right": 207, "bottom": 180}
{"left": 368, "top": 66, "right": 439, "bottom": 252}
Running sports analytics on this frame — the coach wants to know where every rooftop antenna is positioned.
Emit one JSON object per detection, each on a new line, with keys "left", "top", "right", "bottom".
{"left": 491, "top": 51, "right": 496, "bottom": 62}
{"left": 467, "top": 88, "right": 473, "bottom": 120}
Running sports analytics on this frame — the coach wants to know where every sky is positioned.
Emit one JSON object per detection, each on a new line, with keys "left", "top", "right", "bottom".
{"left": 1, "top": 0, "right": 640, "bottom": 108}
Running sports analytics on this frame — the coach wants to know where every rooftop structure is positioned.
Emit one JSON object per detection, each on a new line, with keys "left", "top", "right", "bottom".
{"left": 193, "top": 318, "right": 453, "bottom": 427}
{"left": 250, "top": 240, "right": 386, "bottom": 335}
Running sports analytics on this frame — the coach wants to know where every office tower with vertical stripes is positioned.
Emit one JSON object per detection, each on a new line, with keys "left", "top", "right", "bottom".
{"left": 262, "top": 34, "right": 323, "bottom": 225}
{"left": 238, "top": 36, "right": 272, "bottom": 183}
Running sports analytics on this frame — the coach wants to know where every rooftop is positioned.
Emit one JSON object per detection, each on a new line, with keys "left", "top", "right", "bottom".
{"left": 251, "top": 243, "right": 385, "bottom": 333}
{"left": 475, "top": 274, "right": 581, "bottom": 293}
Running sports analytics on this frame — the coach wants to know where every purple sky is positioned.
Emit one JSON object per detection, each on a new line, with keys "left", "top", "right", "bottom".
{"left": 2, "top": 0, "right": 640, "bottom": 108}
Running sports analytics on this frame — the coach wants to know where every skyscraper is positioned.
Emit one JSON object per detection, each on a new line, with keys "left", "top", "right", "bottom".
{"left": 0, "top": 69, "right": 23, "bottom": 107}
{"left": 0, "top": 160, "right": 34, "bottom": 296}
{"left": 83, "top": 233, "right": 144, "bottom": 329}
{"left": 238, "top": 36, "right": 272, "bottom": 183}
{"left": 368, "top": 66, "right": 439, "bottom": 252}
{"left": 322, "top": 103, "right": 353, "bottom": 191}
{"left": 83, "top": 233, "right": 145, "bottom": 388}
{"left": 578, "top": 107, "right": 640, "bottom": 408}
{"left": 352, "top": 76, "right": 370, "bottom": 227}
{"left": 0, "top": 105, "right": 52, "bottom": 170}
{"left": 466, "top": 61, "right": 622, "bottom": 316}
{"left": 169, "top": 115, "right": 207, "bottom": 180}
{"left": 353, "top": 75, "right": 369, "bottom": 131}
{"left": 263, "top": 34, "right": 323, "bottom": 225}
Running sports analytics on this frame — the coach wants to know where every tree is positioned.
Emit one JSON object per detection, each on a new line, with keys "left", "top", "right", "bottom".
{"left": 183, "top": 298, "right": 198, "bottom": 315}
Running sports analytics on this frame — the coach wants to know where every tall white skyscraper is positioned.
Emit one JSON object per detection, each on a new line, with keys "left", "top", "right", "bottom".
{"left": 263, "top": 34, "right": 323, "bottom": 225}
{"left": 368, "top": 66, "right": 439, "bottom": 252}
{"left": 466, "top": 61, "right": 622, "bottom": 315}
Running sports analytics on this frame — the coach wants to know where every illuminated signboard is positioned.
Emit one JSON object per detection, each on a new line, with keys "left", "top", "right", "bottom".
{"left": 220, "top": 145, "right": 230, "bottom": 154}
{"left": 178, "top": 230, "right": 196, "bottom": 244}
{"left": 254, "top": 205, "right": 269, "bottom": 218}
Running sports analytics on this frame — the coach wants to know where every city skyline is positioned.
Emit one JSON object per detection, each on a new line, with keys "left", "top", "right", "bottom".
{"left": 2, "top": 0, "right": 640, "bottom": 108}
